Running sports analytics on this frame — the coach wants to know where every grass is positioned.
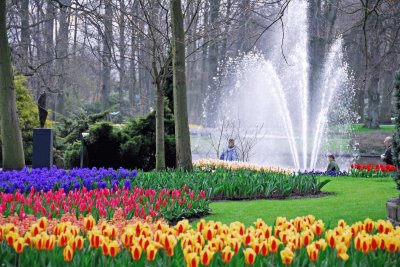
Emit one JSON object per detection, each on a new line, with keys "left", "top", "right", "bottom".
{"left": 198, "top": 177, "right": 398, "bottom": 227}
{"left": 351, "top": 123, "right": 395, "bottom": 133}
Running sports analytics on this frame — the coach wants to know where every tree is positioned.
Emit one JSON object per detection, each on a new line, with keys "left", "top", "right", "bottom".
{"left": 0, "top": 1, "right": 25, "bottom": 170}
{"left": 392, "top": 70, "right": 400, "bottom": 189}
{"left": 170, "top": 0, "right": 193, "bottom": 171}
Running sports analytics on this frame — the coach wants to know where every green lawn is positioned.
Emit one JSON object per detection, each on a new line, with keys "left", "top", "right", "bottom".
{"left": 351, "top": 123, "right": 395, "bottom": 133}
{"left": 199, "top": 177, "right": 398, "bottom": 227}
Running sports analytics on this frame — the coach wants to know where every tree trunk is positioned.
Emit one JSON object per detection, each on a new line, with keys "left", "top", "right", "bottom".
{"left": 378, "top": 70, "right": 394, "bottom": 124}
{"left": 44, "top": 1, "right": 55, "bottom": 119}
{"left": 118, "top": 0, "right": 126, "bottom": 108}
{"left": 102, "top": 0, "right": 113, "bottom": 110}
{"left": 18, "top": 0, "right": 30, "bottom": 75}
{"left": 170, "top": 0, "right": 193, "bottom": 171}
{"left": 364, "top": 75, "right": 380, "bottom": 128}
{"left": 154, "top": 63, "right": 165, "bottom": 171}
{"left": 56, "top": 0, "right": 71, "bottom": 116}
{"left": 0, "top": 1, "right": 25, "bottom": 170}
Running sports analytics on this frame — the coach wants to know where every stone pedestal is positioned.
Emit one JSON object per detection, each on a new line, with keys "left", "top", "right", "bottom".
{"left": 33, "top": 128, "right": 53, "bottom": 168}
{"left": 387, "top": 197, "right": 400, "bottom": 226}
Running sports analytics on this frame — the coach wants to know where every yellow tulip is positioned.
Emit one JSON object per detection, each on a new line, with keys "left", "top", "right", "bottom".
{"left": 306, "top": 243, "right": 319, "bottom": 262}
{"left": 6, "top": 232, "right": 19, "bottom": 247}
{"left": 37, "top": 217, "right": 48, "bottom": 230}
{"left": 130, "top": 242, "right": 142, "bottom": 260}
{"left": 280, "top": 247, "right": 295, "bottom": 265}
{"left": 200, "top": 248, "right": 214, "bottom": 266}
{"left": 13, "top": 237, "right": 27, "bottom": 253}
{"left": 221, "top": 246, "right": 234, "bottom": 263}
{"left": 243, "top": 248, "right": 256, "bottom": 265}
{"left": 336, "top": 243, "right": 349, "bottom": 261}
{"left": 268, "top": 236, "right": 281, "bottom": 253}
{"left": 83, "top": 215, "right": 95, "bottom": 231}
{"left": 63, "top": 245, "right": 73, "bottom": 262}
{"left": 146, "top": 244, "right": 158, "bottom": 261}
{"left": 186, "top": 252, "right": 200, "bottom": 267}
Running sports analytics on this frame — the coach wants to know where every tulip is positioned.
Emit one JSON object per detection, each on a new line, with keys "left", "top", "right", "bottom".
{"left": 200, "top": 248, "right": 214, "bottom": 266}
{"left": 301, "top": 229, "right": 314, "bottom": 246}
{"left": 260, "top": 241, "right": 269, "bottom": 256}
{"left": 84, "top": 215, "right": 95, "bottom": 230}
{"left": 336, "top": 243, "right": 349, "bottom": 261}
{"left": 30, "top": 223, "right": 41, "bottom": 236}
{"left": 6, "top": 232, "right": 19, "bottom": 247}
{"left": 63, "top": 245, "right": 74, "bottom": 262}
{"left": 268, "top": 237, "right": 281, "bottom": 253}
{"left": 146, "top": 244, "right": 158, "bottom": 261}
{"left": 325, "top": 230, "right": 337, "bottom": 248}
{"left": 13, "top": 237, "right": 27, "bottom": 253}
{"left": 197, "top": 219, "right": 206, "bottom": 232}
{"left": 108, "top": 240, "right": 120, "bottom": 257}
{"left": 364, "top": 218, "right": 374, "bottom": 233}
{"left": 58, "top": 233, "right": 69, "bottom": 247}
{"left": 186, "top": 252, "right": 200, "bottom": 267}
{"left": 37, "top": 217, "right": 48, "bottom": 230}
{"left": 312, "top": 221, "right": 324, "bottom": 236}
{"left": 74, "top": 236, "right": 84, "bottom": 250}
{"left": 306, "top": 244, "right": 319, "bottom": 262}
{"left": 131, "top": 243, "right": 143, "bottom": 260}
{"left": 371, "top": 235, "right": 380, "bottom": 250}
{"left": 280, "top": 247, "right": 295, "bottom": 265}
{"left": 221, "top": 246, "right": 234, "bottom": 263}
{"left": 162, "top": 234, "right": 177, "bottom": 256}
{"left": 386, "top": 236, "right": 398, "bottom": 252}
{"left": 176, "top": 219, "right": 189, "bottom": 235}
{"left": 361, "top": 237, "right": 371, "bottom": 254}
{"left": 243, "top": 248, "right": 256, "bottom": 265}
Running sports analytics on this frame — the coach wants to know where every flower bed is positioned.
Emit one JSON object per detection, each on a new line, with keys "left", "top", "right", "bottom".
{"left": 0, "top": 167, "right": 137, "bottom": 193}
{"left": 137, "top": 170, "right": 330, "bottom": 200}
{"left": 0, "top": 186, "right": 209, "bottom": 223}
{"left": 0, "top": 167, "right": 330, "bottom": 200}
{"left": 349, "top": 164, "right": 397, "bottom": 178}
{"left": 194, "top": 159, "right": 291, "bottom": 174}
{"left": 0, "top": 215, "right": 398, "bottom": 266}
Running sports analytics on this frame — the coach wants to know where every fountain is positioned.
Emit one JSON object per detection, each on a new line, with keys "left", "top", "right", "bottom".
{"left": 199, "top": 0, "right": 356, "bottom": 170}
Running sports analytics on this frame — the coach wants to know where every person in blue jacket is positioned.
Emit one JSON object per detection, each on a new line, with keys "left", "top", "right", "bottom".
{"left": 220, "top": 139, "right": 239, "bottom": 161}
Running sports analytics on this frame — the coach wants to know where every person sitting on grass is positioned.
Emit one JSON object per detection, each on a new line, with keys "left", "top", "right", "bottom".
{"left": 220, "top": 139, "right": 238, "bottom": 161}
{"left": 326, "top": 153, "right": 340, "bottom": 172}
{"left": 381, "top": 136, "right": 393, "bottom": 165}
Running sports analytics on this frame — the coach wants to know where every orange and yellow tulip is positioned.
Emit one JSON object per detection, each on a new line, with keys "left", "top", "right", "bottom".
{"left": 200, "top": 248, "right": 214, "bottom": 266}
{"left": 13, "top": 237, "right": 27, "bottom": 253}
{"left": 280, "top": 247, "right": 295, "bottom": 265}
{"left": 243, "top": 248, "right": 256, "bottom": 265}
{"left": 146, "top": 244, "right": 158, "bottom": 261}
{"left": 221, "top": 246, "right": 234, "bottom": 263}
{"left": 130, "top": 242, "right": 143, "bottom": 260}
{"left": 84, "top": 215, "right": 95, "bottom": 231}
{"left": 306, "top": 243, "right": 319, "bottom": 262}
{"left": 63, "top": 245, "right": 74, "bottom": 262}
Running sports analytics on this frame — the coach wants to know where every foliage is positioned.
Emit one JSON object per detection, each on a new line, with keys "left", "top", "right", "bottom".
{"left": 136, "top": 170, "right": 329, "bottom": 200}
{"left": 120, "top": 106, "right": 176, "bottom": 170}
{"left": 392, "top": 70, "right": 400, "bottom": 190}
{"left": 0, "top": 215, "right": 399, "bottom": 266}
{"left": 0, "top": 75, "right": 51, "bottom": 165}
{"left": 63, "top": 141, "right": 81, "bottom": 169}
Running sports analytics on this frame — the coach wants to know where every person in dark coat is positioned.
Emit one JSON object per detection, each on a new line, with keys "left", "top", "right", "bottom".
{"left": 381, "top": 136, "right": 393, "bottom": 165}
{"left": 220, "top": 139, "right": 238, "bottom": 161}
{"left": 326, "top": 153, "right": 340, "bottom": 172}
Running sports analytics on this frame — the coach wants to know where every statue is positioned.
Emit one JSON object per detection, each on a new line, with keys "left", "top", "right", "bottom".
{"left": 37, "top": 90, "right": 48, "bottom": 128}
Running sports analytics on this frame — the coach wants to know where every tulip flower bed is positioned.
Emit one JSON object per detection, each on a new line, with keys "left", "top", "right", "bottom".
{"left": 136, "top": 170, "right": 331, "bottom": 200}
{"left": 194, "top": 159, "right": 291, "bottom": 174}
{"left": 0, "top": 214, "right": 398, "bottom": 266}
{"left": 0, "top": 167, "right": 330, "bottom": 200}
{"left": 349, "top": 164, "right": 397, "bottom": 178}
{"left": 0, "top": 186, "right": 209, "bottom": 223}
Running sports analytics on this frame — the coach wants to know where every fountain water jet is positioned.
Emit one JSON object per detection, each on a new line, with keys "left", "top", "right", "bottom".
{"left": 200, "top": 0, "right": 356, "bottom": 170}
